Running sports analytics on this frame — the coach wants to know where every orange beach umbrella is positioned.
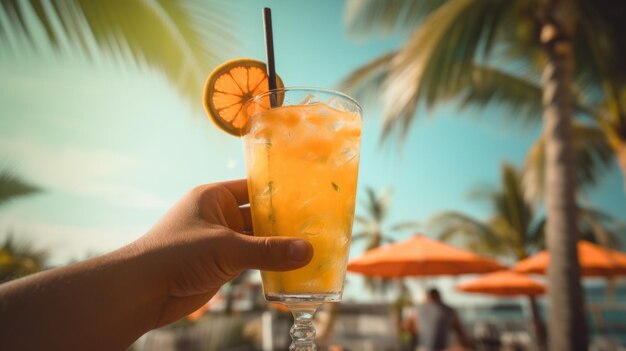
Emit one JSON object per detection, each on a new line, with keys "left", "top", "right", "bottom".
{"left": 347, "top": 234, "right": 506, "bottom": 278}
{"left": 457, "top": 270, "right": 546, "bottom": 297}
{"left": 514, "top": 241, "right": 626, "bottom": 277}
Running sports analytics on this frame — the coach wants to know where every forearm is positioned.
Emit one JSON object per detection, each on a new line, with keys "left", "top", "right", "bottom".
{"left": 0, "top": 242, "right": 167, "bottom": 351}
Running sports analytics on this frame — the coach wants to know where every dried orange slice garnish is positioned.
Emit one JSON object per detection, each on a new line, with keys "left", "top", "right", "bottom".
{"left": 202, "top": 58, "right": 284, "bottom": 137}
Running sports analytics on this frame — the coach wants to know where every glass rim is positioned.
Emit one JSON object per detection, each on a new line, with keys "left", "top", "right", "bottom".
{"left": 250, "top": 86, "right": 362, "bottom": 114}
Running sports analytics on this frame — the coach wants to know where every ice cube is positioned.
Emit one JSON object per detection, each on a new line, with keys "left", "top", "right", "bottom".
{"left": 326, "top": 97, "right": 347, "bottom": 112}
{"left": 252, "top": 126, "right": 273, "bottom": 145}
{"left": 341, "top": 116, "right": 361, "bottom": 134}
{"left": 331, "top": 145, "right": 359, "bottom": 167}
{"left": 299, "top": 94, "right": 317, "bottom": 105}
{"left": 327, "top": 120, "right": 345, "bottom": 132}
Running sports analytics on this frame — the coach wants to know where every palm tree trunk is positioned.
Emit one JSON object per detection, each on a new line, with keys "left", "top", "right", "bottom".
{"left": 528, "top": 296, "right": 547, "bottom": 351}
{"left": 540, "top": 1, "right": 588, "bottom": 350}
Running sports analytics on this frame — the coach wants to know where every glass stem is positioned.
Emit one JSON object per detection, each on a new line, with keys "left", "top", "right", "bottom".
{"left": 288, "top": 303, "right": 321, "bottom": 351}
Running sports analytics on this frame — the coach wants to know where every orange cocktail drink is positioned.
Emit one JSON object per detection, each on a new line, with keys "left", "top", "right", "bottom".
{"left": 243, "top": 88, "right": 361, "bottom": 302}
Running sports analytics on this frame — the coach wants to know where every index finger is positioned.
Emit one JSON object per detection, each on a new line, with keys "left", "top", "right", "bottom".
{"left": 220, "top": 178, "right": 249, "bottom": 205}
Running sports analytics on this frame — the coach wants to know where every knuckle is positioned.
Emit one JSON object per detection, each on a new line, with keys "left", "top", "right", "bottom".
{"left": 189, "top": 184, "right": 209, "bottom": 198}
{"left": 258, "top": 237, "right": 287, "bottom": 268}
{"left": 260, "top": 237, "right": 275, "bottom": 259}
{"left": 190, "top": 183, "right": 226, "bottom": 202}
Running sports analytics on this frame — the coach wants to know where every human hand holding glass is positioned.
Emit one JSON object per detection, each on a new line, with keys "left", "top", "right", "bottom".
{"left": 0, "top": 179, "right": 314, "bottom": 350}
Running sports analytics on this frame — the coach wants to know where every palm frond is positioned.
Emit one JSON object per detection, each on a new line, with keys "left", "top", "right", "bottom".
{"left": 578, "top": 206, "right": 625, "bottom": 248}
{"left": 465, "top": 184, "right": 498, "bottom": 203}
{"left": 390, "top": 220, "right": 422, "bottom": 232}
{"left": 430, "top": 162, "right": 545, "bottom": 260}
{"left": 498, "top": 163, "right": 532, "bottom": 242}
{"left": 461, "top": 65, "right": 596, "bottom": 123}
{"left": 354, "top": 215, "right": 370, "bottom": 225}
{"left": 0, "top": 171, "right": 40, "bottom": 207}
{"left": 354, "top": 186, "right": 398, "bottom": 253}
{"left": 522, "top": 135, "right": 546, "bottom": 204}
{"left": 574, "top": 124, "right": 615, "bottom": 186}
{"left": 351, "top": 232, "right": 369, "bottom": 242}
{"left": 340, "top": 51, "right": 396, "bottom": 106}
{"left": 345, "top": 53, "right": 592, "bottom": 140}
{"left": 1, "top": 0, "right": 234, "bottom": 106}
{"left": 459, "top": 65, "right": 542, "bottom": 125}
{"left": 379, "top": 0, "right": 514, "bottom": 139}
{"left": 465, "top": 240, "right": 506, "bottom": 259}
{"left": 578, "top": 207, "right": 616, "bottom": 223}
{"left": 523, "top": 123, "right": 614, "bottom": 203}
{"left": 526, "top": 217, "right": 546, "bottom": 254}
{"left": 0, "top": 233, "right": 49, "bottom": 282}
{"left": 344, "top": 0, "right": 444, "bottom": 37}
{"left": 431, "top": 211, "right": 511, "bottom": 258}
{"left": 495, "top": 0, "right": 543, "bottom": 73}
{"left": 486, "top": 216, "right": 526, "bottom": 259}
{"left": 428, "top": 211, "right": 497, "bottom": 243}
{"left": 574, "top": 0, "right": 626, "bottom": 105}
{"left": 360, "top": 186, "right": 390, "bottom": 222}
{"left": 466, "top": 164, "right": 534, "bottom": 246}
{"left": 595, "top": 80, "right": 626, "bottom": 163}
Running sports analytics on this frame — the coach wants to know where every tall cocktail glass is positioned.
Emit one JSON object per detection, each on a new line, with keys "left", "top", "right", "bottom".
{"left": 242, "top": 87, "right": 361, "bottom": 351}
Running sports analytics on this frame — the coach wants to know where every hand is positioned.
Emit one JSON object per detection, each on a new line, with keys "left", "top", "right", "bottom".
{"left": 132, "top": 179, "right": 313, "bottom": 327}
{"left": 0, "top": 179, "right": 313, "bottom": 351}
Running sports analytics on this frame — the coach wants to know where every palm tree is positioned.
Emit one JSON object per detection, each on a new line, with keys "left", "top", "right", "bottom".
{"left": 342, "top": 1, "right": 626, "bottom": 349}
{"left": 429, "top": 162, "right": 624, "bottom": 349}
{"left": 0, "top": 0, "right": 234, "bottom": 104}
{"left": 352, "top": 186, "right": 396, "bottom": 294}
{"left": 0, "top": 234, "right": 49, "bottom": 282}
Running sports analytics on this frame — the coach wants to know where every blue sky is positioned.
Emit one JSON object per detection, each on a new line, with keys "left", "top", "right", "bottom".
{"left": 1, "top": 1, "right": 625, "bottom": 302}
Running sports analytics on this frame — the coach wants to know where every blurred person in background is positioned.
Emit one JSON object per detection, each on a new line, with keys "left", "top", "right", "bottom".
{"left": 414, "top": 288, "right": 469, "bottom": 351}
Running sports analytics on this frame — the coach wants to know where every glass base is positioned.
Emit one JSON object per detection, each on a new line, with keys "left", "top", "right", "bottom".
{"left": 265, "top": 292, "right": 341, "bottom": 304}
{"left": 286, "top": 303, "right": 322, "bottom": 351}
{"left": 265, "top": 293, "right": 342, "bottom": 350}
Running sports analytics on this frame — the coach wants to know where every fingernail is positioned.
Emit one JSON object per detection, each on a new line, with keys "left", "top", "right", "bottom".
{"left": 288, "top": 240, "right": 310, "bottom": 262}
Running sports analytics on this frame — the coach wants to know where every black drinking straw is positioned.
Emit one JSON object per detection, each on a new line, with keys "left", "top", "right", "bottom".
{"left": 263, "top": 7, "right": 278, "bottom": 107}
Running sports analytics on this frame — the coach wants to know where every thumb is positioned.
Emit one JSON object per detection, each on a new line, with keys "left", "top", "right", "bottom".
{"left": 227, "top": 234, "right": 313, "bottom": 272}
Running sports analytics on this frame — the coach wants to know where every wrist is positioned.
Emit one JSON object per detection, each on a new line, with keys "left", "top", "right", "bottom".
{"left": 114, "top": 239, "right": 171, "bottom": 331}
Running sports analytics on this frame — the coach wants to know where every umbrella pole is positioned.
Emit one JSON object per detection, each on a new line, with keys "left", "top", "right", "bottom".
{"left": 528, "top": 296, "right": 547, "bottom": 351}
